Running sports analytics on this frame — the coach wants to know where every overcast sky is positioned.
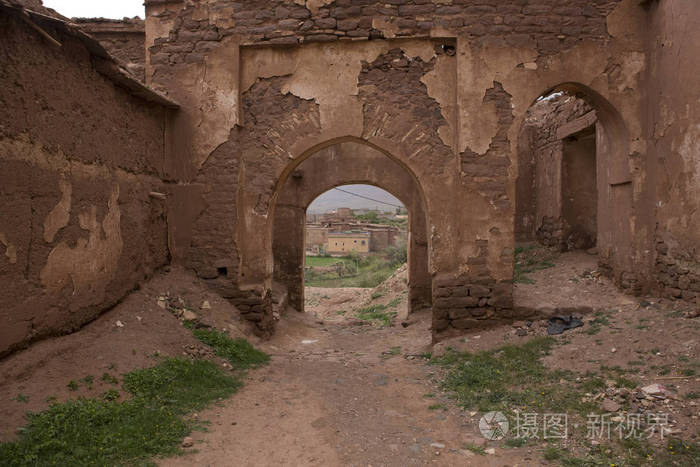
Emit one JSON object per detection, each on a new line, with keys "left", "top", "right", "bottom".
{"left": 307, "top": 185, "right": 404, "bottom": 214}
{"left": 43, "top": 0, "right": 145, "bottom": 19}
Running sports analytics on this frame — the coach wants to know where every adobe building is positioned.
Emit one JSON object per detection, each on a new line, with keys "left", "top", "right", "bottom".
{"left": 327, "top": 231, "right": 371, "bottom": 254}
{"left": 1, "top": 0, "right": 699, "bottom": 354}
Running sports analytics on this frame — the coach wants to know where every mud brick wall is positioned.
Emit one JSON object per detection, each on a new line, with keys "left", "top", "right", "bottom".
{"left": 75, "top": 18, "right": 147, "bottom": 81}
{"left": 646, "top": 1, "right": 700, "bottom": 306}
{"left": 146, "top": 0, "right": 620, "bottom": 77}
{"left": 0, "top": 12, "right": 171, "bottom": 355}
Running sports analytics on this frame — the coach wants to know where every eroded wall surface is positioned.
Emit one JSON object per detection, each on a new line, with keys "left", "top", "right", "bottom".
{"left": 144, "top": 0, "right": 656, "bottom": 337}
{"left": 0, "top": 13, "right": 170, "bottom": 355}
{"left": 647, "top": 0, "right": 700, "bottom": 305}
{"left": 516, "top": 93, "right": 596, "bottom": 249}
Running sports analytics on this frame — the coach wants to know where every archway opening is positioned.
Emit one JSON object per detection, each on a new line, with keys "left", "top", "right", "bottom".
{"left": 270, "top": 140, "right": 431, "bottom": 324}
{"left": 515, "top": 83, "right": 634, "bottom": 290}
{"left": 302, "top": 185, "right": 409, "bottom": 321}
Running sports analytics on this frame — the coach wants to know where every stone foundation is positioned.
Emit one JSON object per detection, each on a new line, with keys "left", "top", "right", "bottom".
{"left": 536, "top": 216, "right": 564, "bottom": 248}
{"left": 202, "top": 277, "right": 275, "bottom": 337}
{"left": 655, "top": 238, "right": 700, "bottom": 304}
{"left": 432, "top": 277, "right": 513, "bottom": 334}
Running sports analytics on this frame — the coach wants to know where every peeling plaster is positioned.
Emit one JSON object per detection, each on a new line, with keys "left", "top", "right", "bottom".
{"left": 371, "top": 17, "right": 398, "bottom": 39}
{"left": 43, "top": 177, "right": 71, "bottom": 243}
{"left": 242, "top": 40, "right": 437, "bottom": 142}
{"left": 279, "top": 42, "right": 384, "bottom": 136}
{"left": 421, "top": 53, "right": 456, "bottom": 148}
{"left": 40, "top": 186, "right": 123, "bottom": 304}
{"left": 0, "top": 232, "right": 17, "bottom": 264}
{"left": 191, "top": 37, "right": 240, "bottom": 169}
{"left": 457, "top": 43, "right": 538, "bottom": 155}
{"left": 679, "top": 123, "right": 700, "bottom": 186}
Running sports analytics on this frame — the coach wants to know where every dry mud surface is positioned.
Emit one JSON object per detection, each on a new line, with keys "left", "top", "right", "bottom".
{"left": 1, "top": 254, "right": 698, "bottom": 466}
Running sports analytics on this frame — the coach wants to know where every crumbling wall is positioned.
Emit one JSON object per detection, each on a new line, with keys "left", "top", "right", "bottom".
{"left": 0, "top": 12, "right": 170, "bottom": 355}
{"left": 646, "top": 0, "right": 700, "bottom": 305}
{"left": 75, "top": 18, "right": 146, "bottom": 81}
{"left": 146, "top": 0, "right": 652, "bottom": 339}
{"left": 517, "top": 93, "right": 594, "bottom": 247}
{"left": 272, "top": 141, "right": 432, "bottom": 314}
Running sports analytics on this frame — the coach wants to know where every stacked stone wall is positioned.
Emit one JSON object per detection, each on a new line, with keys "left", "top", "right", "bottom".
{"left": 146, "top": 0, "right": 620, "bottom": 77}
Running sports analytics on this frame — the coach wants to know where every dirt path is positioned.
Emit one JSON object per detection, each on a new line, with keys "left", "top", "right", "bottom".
{"left": 160, "top": 309, "right": 531, "bottom": 467}
{"left": 2, "top": 255, "right": 697, "bottom": 466}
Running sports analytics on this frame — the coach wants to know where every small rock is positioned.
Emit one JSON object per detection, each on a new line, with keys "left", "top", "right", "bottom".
{"left": 641, "top": 384, "right": 667, "bottom": 397}
{"left": 611, "top": 347, "right": 617, "bottom": 353}
{"left": 156, "top": 298, "right": 166, "bottom": 309}
{"left": 182, "top": 310, "right": 197, "bottom": 321}
{"left": 201, "top": 300, "right": 211, "bottom": 309}
{"left": 115, "top": 320, "right": 125, "bottom": 328}
{"left": 587, "top": 247, "right": 599, "bottom": 255}
{"left": 516, "top": 328, "right": 528, "bottom": 336}
{"left": 373, "top": 375, "right": 389, "bottom": 386}
{"left": 181, "top": 437, "right": 193, "bottom": 448}
{"left": 602, "top": 399, "right": 621, "bottom": 412}
{"left": 512, "top": 321, "right": 526, "bottom": 328}
{"left": 430, "top": 442, "right": 445, "bottom": 449}
{"left": 485, "top": 447, "right": 496, "bottom": 455}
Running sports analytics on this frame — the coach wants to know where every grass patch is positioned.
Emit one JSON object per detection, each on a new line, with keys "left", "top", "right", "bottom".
{"left": 503, "top": 437, "right": 527, "bottom": 448}
{"left": 192, "top": 329, "right": 269, "bottom": 370}
{"left": 355, "top": 304, "right": 397, "bottom": 327}
{"left": 433, "top": 338, "right": 696, "bottom": 466}
{"left": 101, "top": 372, "right": 119, "bottom": 385}
{"left": 433, "top": 337, "right": 589, "bottom": 414}
{"left": 1, "top": 328, "right": 268, "bottom": 466}
{"left": 0, "top": 358, "right": 242, "bottom": 466}
{"left": 585, "top": 312, "right": 611, "bottom": 335}
{"left": 305, "top": 254, "right": 401, "bottom": 288}
{"left": 122, "top": 358, "right": 242, "bottom": 413}
{"left": 514, "top": 245, "right": 557, "bottom": 284}
{"left": 11, "top": 394, "right": 29, "bottom": 404}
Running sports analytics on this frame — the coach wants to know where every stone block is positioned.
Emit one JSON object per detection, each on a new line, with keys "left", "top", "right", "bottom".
{"left": 451, "top": 317, "right": 478, "bottom": 330}
{"left": 469, "top": 284, "right": 491, "bottom": 297}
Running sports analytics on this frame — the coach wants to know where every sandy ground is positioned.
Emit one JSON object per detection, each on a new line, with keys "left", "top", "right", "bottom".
{"left": 514, "top": 250, "right": 639, "bottom": 311}
{"left": 1, "top": 254, "right": 698, "bottom": 466}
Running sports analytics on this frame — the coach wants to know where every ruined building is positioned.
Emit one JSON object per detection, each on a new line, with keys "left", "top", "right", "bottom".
{"left": 1, "top": 0, "right": 698, "bottom": 355}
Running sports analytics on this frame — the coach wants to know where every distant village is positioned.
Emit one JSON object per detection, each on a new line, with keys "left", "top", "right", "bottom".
{"left": 306, "top": 207, "right": 407, "bottom": 256}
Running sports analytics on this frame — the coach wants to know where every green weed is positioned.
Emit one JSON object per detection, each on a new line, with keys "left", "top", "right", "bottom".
{"left": 0, "top": 358, "right": 241, "bottom": 466}
{"left": 192, "top": 329, "right": 269, "bottom": 370}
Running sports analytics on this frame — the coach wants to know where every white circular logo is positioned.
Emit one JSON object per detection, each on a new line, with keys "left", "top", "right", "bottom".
{"left": 479, "top": 411, "right": 509, "bottom": 440}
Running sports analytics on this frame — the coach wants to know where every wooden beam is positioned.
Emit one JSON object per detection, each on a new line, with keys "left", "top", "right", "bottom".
{"left": 20, "top": 11, "right": 62, "bottom": 48}
{"left": 557, "top": 110, "right": 597, "bottom": 140}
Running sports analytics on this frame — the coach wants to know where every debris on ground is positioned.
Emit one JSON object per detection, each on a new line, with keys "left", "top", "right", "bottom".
{"left": 546, "top": 315, "right": 584, "bottom": 335}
